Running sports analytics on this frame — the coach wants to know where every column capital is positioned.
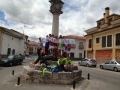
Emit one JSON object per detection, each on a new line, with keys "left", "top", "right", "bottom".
{"left": 49, "top": 9, "right": 63, "bottom": 15}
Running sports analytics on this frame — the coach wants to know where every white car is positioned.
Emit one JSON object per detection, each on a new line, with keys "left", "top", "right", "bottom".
{"left": 100, "top": 60, "right": 120, "bottom": 72}
{"left": 78, "top": 59, "right": 97, "bottom": 67}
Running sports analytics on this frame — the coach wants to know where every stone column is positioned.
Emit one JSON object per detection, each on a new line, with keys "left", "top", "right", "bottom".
{"left": 49, "top": 0, "right": 64, "bottom": 37}
{"left": 52, "top": 14, "right": 60, "bottom": 36}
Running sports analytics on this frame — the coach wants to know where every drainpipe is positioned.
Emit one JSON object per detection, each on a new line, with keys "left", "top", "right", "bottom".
{"left": 0, "top": 31, "right": 4, "bottom": 58}
{"left": 91, "top": 34, "right": 94, "bottom": 59}
{"left": 92, "top": 34, "right": 93, "bottom": 51}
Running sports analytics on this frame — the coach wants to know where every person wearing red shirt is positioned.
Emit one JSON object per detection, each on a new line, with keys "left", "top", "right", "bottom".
{"left": 65, "top": 44, "right": 71, "bottom": 58}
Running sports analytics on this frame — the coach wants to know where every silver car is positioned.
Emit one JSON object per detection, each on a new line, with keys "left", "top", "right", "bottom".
{"left": 78, "top": 59, "right": 97, "bottom": 67}
{"left": 100, "top": 60, "right": 120, "bottom": 72}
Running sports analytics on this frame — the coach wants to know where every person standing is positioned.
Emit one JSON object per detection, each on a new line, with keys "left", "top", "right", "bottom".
{"left": 45, "top": 35, "right": 49, "bottom": 55}
{"left": 65, "top": 43, "right": 71, "bottom": 58}
{"left": 37, "top": 37, "right": 43, "bottom": 58}
{"left": 32, "top": 38, "right": 43, "bottom": 65}
{"left": 58, "top": 35, "right": 62, "bottom": 57}
{"left": 54, "top": 36, "right": 58, "bottom": 56}
{"left": 62, "top": 36, "right": 66, "bottom": 55}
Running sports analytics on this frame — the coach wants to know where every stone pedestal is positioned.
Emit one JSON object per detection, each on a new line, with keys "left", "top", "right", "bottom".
{"left": 23, "top": 61, "right": 82, "bottom": 84}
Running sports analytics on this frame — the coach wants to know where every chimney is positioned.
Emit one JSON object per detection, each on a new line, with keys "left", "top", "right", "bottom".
{"left": 103, "top": 13, "right": 105, "bottom": 23}
{"left": 105, "top": 7, "right": 110, "bottom": 17}
{"left": 105, "top": 7, "right": 110, "bottom": 23}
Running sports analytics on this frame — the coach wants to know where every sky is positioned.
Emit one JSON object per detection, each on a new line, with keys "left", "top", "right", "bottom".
{"left": 0, "top": 0, "right": 120, "bottom": 41}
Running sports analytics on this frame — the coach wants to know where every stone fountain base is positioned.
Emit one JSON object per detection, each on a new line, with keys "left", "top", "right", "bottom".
{"left": 22, "top": 61, "right": 82, "bottom": 84}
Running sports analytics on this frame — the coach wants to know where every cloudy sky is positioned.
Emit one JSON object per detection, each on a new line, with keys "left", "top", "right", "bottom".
{"left": 0, "top": 0, "right": 120, "bottom": 41}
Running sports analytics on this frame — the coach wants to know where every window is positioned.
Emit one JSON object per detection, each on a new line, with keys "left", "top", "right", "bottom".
{"left": 70, "top": 53, "right": 74, "bottom": 58}
{"left": 96, "top": 37, "right": 100, "bottom": 44}
{"left": 116, "top": 33, "right": 120, "bottom": 46}
{"left": 107, "top": 35, "right": 112, "bottom": 47}
{"left": 88, "top": 39, "right": 92, "bottom": 48}
{"left": 79, "top": 42, "right": 83, "bottom": 45}
{"left": 102, "top": 35, "right": 112, "bottom": 48}
{"left": 14, "top": 55, "right": 18, "bottom": 59}
{"left": 105, "top": 61, "right": 110, "bottom": 64}
{"left": 7, "top": 48, "right": 11, "bottom": 55}
{"left": 18, "top": 55, "right": 22, "bottom": 58}
{"left": 12, "top": 49, "right": 15, "bottom": 55}
{"left": 102, "top": 36, "right": 106, "bottom": 48}
{"left": 79, "top": 42, "right": 84, "bottom": 49}
{"left": 81, "top": 59, "right": 85, "bottom": 61}
{"left": 79, "top": 53, "right": 82, "bottom": 58}
{"left": 110, "top": 61, "right": 115, "bottom": 64}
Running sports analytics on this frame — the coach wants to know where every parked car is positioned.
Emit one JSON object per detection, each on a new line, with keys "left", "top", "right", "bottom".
{"left": 26, "top": 53, "right": 29, "bottom": 57}
{"left": 78, "top": 58, "right": 97, "bottom": 67}
{"left": 100, "top": 60, "right": 120, "bottom": 72}
{"left": 0, "top": 54, "right": 1, "bottom": 61}
{"left": 32, "top": 52, "right": 37, "bottom": 56}
{"left": 0, "top": 55, "right": 23, "bottom": 66}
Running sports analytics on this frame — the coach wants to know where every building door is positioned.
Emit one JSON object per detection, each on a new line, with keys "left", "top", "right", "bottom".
{"left": 7, "top": 48, "right": 11, "bottom": 56}
{"left": 96, "top": 50, "right": 112, "bottom": 64}
{"left": 70, "top": 53, "right": 74, "bottom": 58}
{"left": 116, "top": 49, "right": 120, "bottom": 61}
{"left": 12, "top": 49, "right": 15, "bottom": 55}
{"left": 79, "top": 53, "right": 82, "bottom": 58}
{"left": 87, "top": 51, "right": 93, "bottom": 59}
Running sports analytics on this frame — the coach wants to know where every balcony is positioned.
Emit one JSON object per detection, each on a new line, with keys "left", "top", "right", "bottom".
{"left": 79, "top": 45, "right": 84, "bottom": 49}
{"left": 85, "top": 27, "right": 97, "bottom": 33}
{"left": 100, "top": 24, "right": 108, "bottom": 28}
{"left": 111, "top": 19, "right": 120, "bottom": 25}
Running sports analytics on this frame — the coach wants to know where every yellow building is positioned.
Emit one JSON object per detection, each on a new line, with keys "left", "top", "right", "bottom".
{"left": 85, "top": 7, "right": 120, "bottom": 64}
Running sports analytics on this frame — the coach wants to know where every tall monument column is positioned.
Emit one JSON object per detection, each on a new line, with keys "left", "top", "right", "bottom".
{"left": 49, "top": 0, "right": 64, "bottom": 36}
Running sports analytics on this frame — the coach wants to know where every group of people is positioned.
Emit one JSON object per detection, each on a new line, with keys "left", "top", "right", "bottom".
{"left": 44, "top": 34, "right": 71, "bottom": 58}
{"left": 31, "top": 34, "right": 74, "bottom": 72}
{"left": 33, "top": 53, "right": 73, "bottom": 72}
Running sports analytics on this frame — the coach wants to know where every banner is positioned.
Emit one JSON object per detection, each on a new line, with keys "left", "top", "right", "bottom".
{"left": 41, "top": 38, "right": 46, "bottom": 43}
{"left": 41, "top": 37, "right": 75, "bottom": 44}
{"left": 69, "top": 39, "right": 75, "bottom": 44}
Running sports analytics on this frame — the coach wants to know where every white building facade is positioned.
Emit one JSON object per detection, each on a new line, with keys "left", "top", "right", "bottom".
{"left": 0, "top": 27, "right": 28, "bottom": 58}
{"left": 64, "top": 35, "right": 86, "bottom": 59}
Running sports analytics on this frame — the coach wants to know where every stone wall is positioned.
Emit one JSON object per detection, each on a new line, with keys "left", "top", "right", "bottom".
{"left": 23, "top": 66, "right": 82, "bottom": 84}
{"left": 22, "top": 61, "right": 82, "bottom": 84}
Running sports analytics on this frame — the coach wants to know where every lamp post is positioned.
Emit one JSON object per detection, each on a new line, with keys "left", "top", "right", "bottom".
{"left": 49, "top": 0, "right": 64, "bottom": 36}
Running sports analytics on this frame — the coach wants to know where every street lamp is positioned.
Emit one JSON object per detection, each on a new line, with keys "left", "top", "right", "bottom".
{"left": 49, "top": 0, "right": 64, "bottom": 36}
